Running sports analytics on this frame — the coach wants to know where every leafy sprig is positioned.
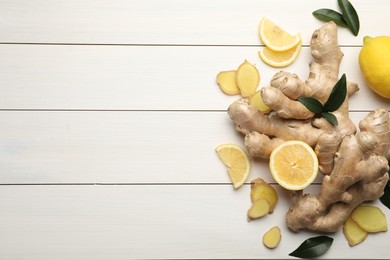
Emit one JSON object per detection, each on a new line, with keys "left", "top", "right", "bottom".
{"left": 298, "top": 74, "right": 347, "bottom": 126}
{"left": 313, "top": 0, "right": 359, "bottom": 36}
{"left": 289, "top": 236, "right": 334, "bottom": 258}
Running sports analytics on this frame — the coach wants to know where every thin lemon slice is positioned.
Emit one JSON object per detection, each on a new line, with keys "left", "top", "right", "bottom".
{"left": 258, "top": 43, "right": 302, "bottom": 68}
{"left": 269, "top": 140, "right": 318, "bottom": 190}
{"left": 216, "top": 143, "right": 251, "bottom": 189}
{"left": 259, "top": 17, "right": 301, "bottom": 51}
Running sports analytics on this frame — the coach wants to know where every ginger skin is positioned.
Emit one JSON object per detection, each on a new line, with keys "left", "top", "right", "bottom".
{"left": 286, "top": 109, "right": 390, "bottom": 232}
{"left": 228, "top": 22, "right": 357, "bottom": 160}
{"left": 227, "top": 22, "right": 390, "bottom": 233}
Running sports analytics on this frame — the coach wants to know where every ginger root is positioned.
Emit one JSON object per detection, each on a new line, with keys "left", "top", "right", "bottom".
{"left": 263, "top": 226, "right": 281, "bottom": 249}
{"left": 227, "top": 21, "right": 390, "bottom": 233}
{"left": 350, "top": 205, "right": 388, "bottom": 233}
{"left": 236, "top": 60, "right": 260, "bottom": 97}
{"left": 343, "top": 217, "right": 368, "bottom": 247}
{"left": 250, "top": 178, "right": 278, "bottom": 213}
{"left": 216, "top": 70, "right": 240, "bottom": 95}
{"left": 247, "top": 199, "right": 270, "bottom": 221}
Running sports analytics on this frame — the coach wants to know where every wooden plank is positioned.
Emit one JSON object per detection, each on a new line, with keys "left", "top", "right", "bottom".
{"left": 0, "top": 45, "right": 388, "bottom": 111}
{"left": 0, "top": 111, "right": 375, "bottom": 184}
{"left": 0, "top": 0, "right": 387, "bottom": 45}
{"left": 0, "top": 184, "right": 388, "bottom": 259}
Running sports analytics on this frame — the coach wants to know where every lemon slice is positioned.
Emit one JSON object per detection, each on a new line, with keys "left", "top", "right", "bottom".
{"left": 258, "top": 43, "right": 302, "bottom": 68}
{"left": 216, "top": 143, "right": 251, "bottom": 189}
{"left": 269, "top": 140, "right": 318, "bottom": 190}
{"left": 259, "top": 17, "right": 301, "bottom": 51}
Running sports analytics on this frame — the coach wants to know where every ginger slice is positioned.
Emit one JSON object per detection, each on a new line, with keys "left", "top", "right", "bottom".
{"left": 247, "top": 199, "right": 270, "bottom": 221}
{"left": 263, "top": 226, "right": 281, "bottom": 249}
{"left": 249, "top": 90, "right": 271, "bottom": 114}
{"left": 236, "top": 60, "right": 260, "bottom": 97}
{"left": 343, "top": 216, "right": 368, "bottom": 246}
{"left": 351, "top": 205, "right": 388, "bottom": 233}
{"left": 216, "top": 70, "right": 240, "bottom": 95}
{"left": 250, "top": 178, "right": 278, "bottom": 213}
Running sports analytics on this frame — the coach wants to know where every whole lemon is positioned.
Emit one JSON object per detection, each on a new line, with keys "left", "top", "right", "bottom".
{"left": 359, "top": 36, "right": 390, "bottom": 98}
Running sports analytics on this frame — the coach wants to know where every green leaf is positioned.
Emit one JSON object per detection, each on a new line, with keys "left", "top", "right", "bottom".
{"left": 298, "top": 97, "right": 323, "bottom": 114}
{"left": 380, "top": 166, "right": 390, "bottom": 209}
{"left": 289, "top": 236, "right": 333, "bottom": 258}
{"left": 312, "top": 9, "right": 348, "bottom": 27}
{"left": 338, "top": 0, "right": 360, "bottom": 36}
{"left": 323, "top": 74, "right": 347, "bottom": 112}
{"left": 321, "top": 112, "right": 338, "bottom": 126}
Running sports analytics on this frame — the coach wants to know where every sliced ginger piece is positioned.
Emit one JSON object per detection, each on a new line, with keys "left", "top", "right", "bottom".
{"left": 262, "top": 226, "right": 281, "bottom": 249}
{"left": 351, "top": 205, "right": 388, "bottom": 233}
{"left": 216, "top": 70, "right": 240, "bottom": 95}
{"left": 249, "top": 90, "right": 271, "bottom": 114}
{"left": 343, "top": 216, "right": 368, "bottom": 247}
{"left": 247, "top": 198, "right": 270, "bottom": 221}
{"left": 236, "top": 60, "right": 260, "bottom": 97}
{"left": 250, "top": 178, "right": 278, "bottom": 213}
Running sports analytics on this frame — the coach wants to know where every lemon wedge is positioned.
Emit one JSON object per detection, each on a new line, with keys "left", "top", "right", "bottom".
{"left": 216, "top": 143, "right": 251, "bottom": 189}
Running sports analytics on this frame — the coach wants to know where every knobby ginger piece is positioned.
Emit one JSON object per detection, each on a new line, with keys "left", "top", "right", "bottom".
{"left": 250, "top": 178, "right": 278, "bottom": 213}
{"left": 247, "top": 199, "right": 270, "bottom": 221}
{"left": 263, "top": 226, "right": 281, "bottom": 249}
{"left": 351, "top": 205, "right": 388, "bottom": 233}
{"left": 216, "top": 70, "right": 240, "bottom": 95}
{"left": 343, "top": 216, "right": 368, "bottom": 246}
{"left": 236, "top": 60, "right": 260, "bottom": 97}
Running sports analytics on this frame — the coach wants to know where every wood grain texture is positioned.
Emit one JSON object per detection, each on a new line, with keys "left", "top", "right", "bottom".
{"left": 0, "top": 185, "right": 389, "bottom": 259}
{"left": 1, "top": 0, "right": 390, "bottom": 259}
{"left": 0, "top": 0, "right": 388, "bottom": 45}
{"left": 0, "top": 44, "right": 388, "bottom": 110}
{"left": 0, "top": 111, "right": 377, "bottom": 184}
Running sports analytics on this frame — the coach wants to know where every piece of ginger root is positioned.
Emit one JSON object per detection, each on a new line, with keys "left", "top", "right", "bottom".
{"left": 216, "top": 70, "right": 240, "bottom": 95}
{"left": 236, "top": 60, "right": 260, "bottom": 97}
{"left": 247, "top": 199, "right": 270, "bottom": 221}
{"left": 343, "top": 216, "right": 368, "bottom": 247}
{"left": 250, "top": 178, "right": 278, "bottom": 213}
{"left": 227, "top": 21, "right": 390, "bottom": 233}
{"left": 262, "top": 226, "right": 281, "bottom": 249}
{"left": 351, "top": 205, "right": 388, "bottom": 233}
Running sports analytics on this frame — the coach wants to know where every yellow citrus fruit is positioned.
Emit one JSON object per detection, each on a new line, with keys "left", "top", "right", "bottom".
{"left": 216, "top": 143, "right": 251, "bottom": 189}
{"left": 269, "top": 140, "right": 318, "bottom": 190}
{"left": 359, "top": 36, "right": 390, "bottom": 98}
{"left": 258, "top": 43, "right": 302, "bottom": 68}
{"left": 259, "top": 17, "right": 301, "bottom": 52}
{"left": 249, "top": 90, "right": 271, "bottom": 113}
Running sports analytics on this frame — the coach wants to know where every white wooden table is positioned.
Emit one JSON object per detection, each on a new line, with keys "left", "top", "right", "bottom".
{"left": 0, "top": 0, "right": 389, "bottom": 259}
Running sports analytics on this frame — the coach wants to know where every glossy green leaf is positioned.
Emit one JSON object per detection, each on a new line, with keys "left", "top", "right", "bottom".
{"left": 312, "top": 9, "right": 348, "bottom": 27}
{"left": 338, "top": 0, "right": 360, "bottom": 36}
{"left": 323, "top": 74, "right": 347, "bottom": 112}
{"left": 321, "top": 112, "right": 338, "bottom": 126}
{"left": 289, "top": 236, "right": 333, "bottom": 258}
{"left": 298, "top": 97, "right": 323, "bottom": 114}
{"left": 380, "top": 166, "right": 390, "bottom": 209}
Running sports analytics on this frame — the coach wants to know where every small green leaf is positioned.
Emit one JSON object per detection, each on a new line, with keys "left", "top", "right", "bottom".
{"left": 380, "top": 166, "right": 390, "bottom": 209}
{"left": 323, "top": 74, "right": 347, "bottom": 112}
{"left": 313, "top": 9, "right": 348, "bottom": 27}
{"left": 321, "top": 112, "right": 338, "bottom": 126}
{"left": 338, "top": 0, "right": 360, "bottom": 36}
{"left": 289, "top": 236, "right": 333, "bottom": 258}
{"left": 298, "top": 97, "right": 323, "bottom": 114}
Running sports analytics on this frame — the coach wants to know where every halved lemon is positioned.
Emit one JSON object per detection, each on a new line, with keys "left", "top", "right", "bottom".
{"left": 216, "top": 143, "right": 251, "bottom": 189}
{"left": 259, "top": 17, "right": 301, "bottom": 51}
{"left": 269, "top": 140, "right": 318, "bottom": 190}
{"left": 258, "top": 43, "right": 302, "bottom": 68}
